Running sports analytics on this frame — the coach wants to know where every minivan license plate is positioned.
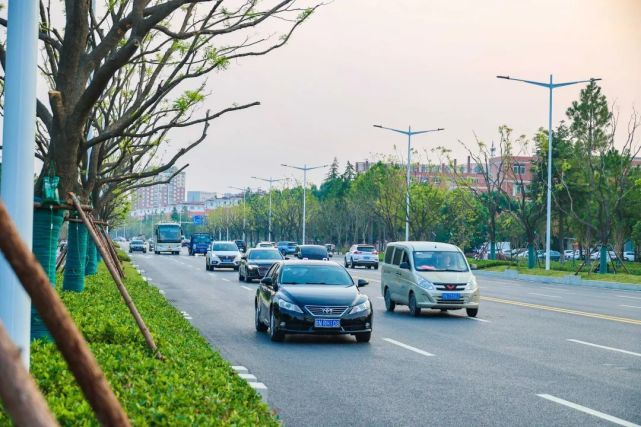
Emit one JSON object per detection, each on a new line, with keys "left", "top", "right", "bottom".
{"left": 315, "top": 319, "right": 340, "bottom": 328}
{"left": 441, "top": 292, "right": 461, "bottom": 300}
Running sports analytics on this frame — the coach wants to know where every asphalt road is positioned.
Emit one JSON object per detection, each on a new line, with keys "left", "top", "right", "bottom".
{"left": 127, "top": 247, "right": 641, "bottom": 427}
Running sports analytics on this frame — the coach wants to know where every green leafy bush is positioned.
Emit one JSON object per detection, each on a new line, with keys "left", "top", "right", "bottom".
{"left": 467, "top": 258, "right": 517, "bottom": 269}
{"left": 0, "top": 263, "right": 277, "bottom": 426}
{"left": 115, "top": 247, "right": 131, "bottom": 262}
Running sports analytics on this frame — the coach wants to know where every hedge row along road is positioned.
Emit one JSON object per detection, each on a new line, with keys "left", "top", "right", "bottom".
{"left": 0, "top": 261, "right": 278, "bottom": 426}
{"left": 128, "top": 245, "right": 641, "bottom": 426}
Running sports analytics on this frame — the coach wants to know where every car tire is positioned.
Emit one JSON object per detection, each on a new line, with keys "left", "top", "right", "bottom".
{"left": 245, "top": 274, "right": 253, "bottom": 283}
{"left": 374, "top": 263, "right": 379, "bottom": 270}
{"left": 154, "top": 251, "right": 159, "bottom": 255}
{"left": 206, "top": 264, "right": 210, "bottom": 271}
{"left": 255, "top": 302, "right": 267, "bottom": 332}
{"left": 238, "top": 270, "right": 244, "bottom": 281}
{"left": 344, "top": 258, "right": 349, "bottom": 268}
{"left": 355, "top": 332, "right": 371, "bottom": 343}
{"left": 409, "top": 292, "right": 421, "bottom": 317}
{"left": 350, "top": 259, "right": 356, "bottom": 269}
{"left": 384, "top": 288, "right": 395, "bottom": 312}
{"left": 233, "top": 266, "right": 239, "bottom": 271}
{"left": 466, "top": 308, "right": 478, "bottom": 318}
{"left": 269, "top": 310, "right": 284, "bottom": 342}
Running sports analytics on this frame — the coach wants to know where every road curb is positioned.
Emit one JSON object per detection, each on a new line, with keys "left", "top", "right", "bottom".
{"left": 232, "top": 365, "right": 269, "bottom": 403}
{"left": 475, "top": 269, "right": 641, "bottom": 291}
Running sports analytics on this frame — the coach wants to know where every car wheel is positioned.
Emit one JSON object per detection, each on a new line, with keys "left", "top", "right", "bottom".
{"left": 350, "top": 259, "right": 355, "bottom": 269}
{"left": 143, "top": 249, "right": 147, "bottom": 253}
{"left": 344, "top": 258, "right": 349, "bottom": 268}
{"left": 238, "top": 270, "right": 244, "bottom": 281}
{"left": 355, "top": 332, "right": 371, "bottom": 343}
{"left": 154, "top": 251, "right": 159, "bottom": 255}
{"left": 206, "top": 263, "right": 210, "bottom": 271}
{"left": 384, "top": 288, "right": 395, "bottom": 312}
{"left": 255, "top": 302, "right": 267, "bottom": 332}
{"left": 233, "top": 266, "right": 239, "bottom": 271}
{"left": 374, "top": 263, "right": 379, "bottom": 270}
{"left": 269, "top": 310, "right": 284, "bottom": 342}
{"left": 245, "top": 274, "right": 253, "bottom": 283}
{"left": 466, "top": 308, "right": 478, "bottom": 318}
{"left": 408, "top": 292, "right": 421, "bottom": 317}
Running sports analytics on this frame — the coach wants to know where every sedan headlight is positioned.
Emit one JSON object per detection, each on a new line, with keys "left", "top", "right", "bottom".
{"left": 210, "top": 254, "right": 220, "bottom": 261}
{"left": 247, "top": 264, "right": 259, "bottom": 270}
{"left": 234, "top": 255, "right": 241, "bottom": 262}
{"left": 465, "top": 277, "right": 478, "bottom": 291}
{"left": 349, "top": 300, "right": 371, "bottom": 314}
{"left": 417, "top": 277, "right": 435, "bottom": 291}
{"left": 277, "top": 299, "right": 303, "bottom": 313}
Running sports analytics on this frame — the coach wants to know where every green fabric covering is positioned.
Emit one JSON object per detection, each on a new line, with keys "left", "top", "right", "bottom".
{"left": 63, "top": 221, "right": 88, "bottom": 292}
{"left": 85, "top": 237, "right": 98, "bottom": 275}
{"left": 31, "top": 207, "right": 65, "bottom": 341}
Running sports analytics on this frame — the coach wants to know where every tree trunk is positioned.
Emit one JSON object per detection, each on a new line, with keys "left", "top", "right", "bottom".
{"left": 527, "top": 241, "right": 536, "bottom": 269}
{"left": 63, "top": 221, "right": 88, "bottom": 291}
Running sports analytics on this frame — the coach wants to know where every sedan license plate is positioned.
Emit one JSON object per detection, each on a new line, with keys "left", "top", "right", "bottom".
{"left": 441, "top": 292, "right": 461, "bottom": 300}
{"left": 314, "top": 319, "right": 340, "bottom": 328}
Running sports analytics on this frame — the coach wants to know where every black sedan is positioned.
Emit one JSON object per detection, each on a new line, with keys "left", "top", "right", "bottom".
{"left": 238, "top": 248, "right": 284, "bottom": 282}
{"left": 294, "top": 244, "right": 330, "bottom": 260}
{"left": 255, "top": 261, "right": 372, "bottom": 343}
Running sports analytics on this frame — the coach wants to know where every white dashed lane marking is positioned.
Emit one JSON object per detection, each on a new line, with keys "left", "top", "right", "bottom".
{"left": 537, "top": 394, "right": 640, "bottom": 427}
{"left": 383, "top": 338, "right": 434, "bottom": 357}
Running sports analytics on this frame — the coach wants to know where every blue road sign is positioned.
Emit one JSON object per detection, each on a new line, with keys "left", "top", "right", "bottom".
{"left": 193, "top": 215, "right": 203, "bottom": 225}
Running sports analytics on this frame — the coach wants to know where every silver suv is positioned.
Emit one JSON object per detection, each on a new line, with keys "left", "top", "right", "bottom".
{"left": 344, "top": 244, "right": 379, "bottom": 269}
{"left": 206, "top": 241, "right": 241, "bottom": 271}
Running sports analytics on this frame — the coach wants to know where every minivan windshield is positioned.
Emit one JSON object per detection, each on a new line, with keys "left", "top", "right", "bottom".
{"left": 413, "top": 251, "right": 469, "bottom": 272}
{"left": 280, "top": 265, "right": 353, "bottom": 285}
{"left": 212, "top": 243, "right": 239, "bottom": 251}
{"left": 191, "top": 234, "right": 210, "bottom": 243}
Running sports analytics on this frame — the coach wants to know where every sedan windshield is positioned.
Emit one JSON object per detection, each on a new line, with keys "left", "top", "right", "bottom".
{"left": 248, "top": 250, "right": 282, "bottom": 260}
{"left": 212, "top": 243, "right": 238, "bottom": 251}
{"left": 280, "top": 265, "right": 353, "bottom": 285}
{"left": 413, "top": 251, "right": 469, "bottom": 272}
{"left": 131, "top": 240, "right": 143, "bottom": 245}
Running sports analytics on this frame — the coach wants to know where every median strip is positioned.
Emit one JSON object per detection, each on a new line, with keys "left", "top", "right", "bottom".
{"left": 383, "top": 338, "right": 434, "bottom": 357}
{"left": 481, "top": 296, "right": 641, "bottom": 326}
{"left": 567, "top": 339, "right": 641, "bottom": 357}
{"left": 537, "top": 394, "right": 640, "bottom": 427}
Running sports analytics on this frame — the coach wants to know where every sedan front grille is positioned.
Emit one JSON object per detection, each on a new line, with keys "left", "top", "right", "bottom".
{"left": 434, "top": 283, "right": 467, "bottom": 291}
{"left": 305, "top": 305, "right": 349, "bottom": 317}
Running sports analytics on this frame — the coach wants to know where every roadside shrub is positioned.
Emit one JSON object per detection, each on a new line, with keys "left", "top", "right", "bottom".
{"left": 115, "top": 247, "right": 131, "bottom": 262}
{"left": 0, "top": 263, "right": 277, "bottom": 426}
{"left": 467, "top": 259, "right": 517, "bottom": 269}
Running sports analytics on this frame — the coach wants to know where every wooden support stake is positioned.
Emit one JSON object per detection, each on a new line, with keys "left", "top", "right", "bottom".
{"left": 94, "top": 219, "right": 125, "bottom": 279}
{"left": 0, "top": 320, "right": 59, "bottom": 427}
{"left": 0, "top": 201, "right": 130, "bottom": 426}
{"left": 55, "top": 244, "right": 67, "bottom": 273}
{"left": 69, "top": 193, "right": 162, "bottom": 360}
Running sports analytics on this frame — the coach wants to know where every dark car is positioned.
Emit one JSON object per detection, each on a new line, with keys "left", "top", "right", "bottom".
{"left": 277, "top": 241, "right": 298, "bottom": 256}
{"left": 129, "top": 239, "right": 146, "bottom": 253}
{"left": 294, "top": 245, "right": 329, "bottom": 260}
{"left": 255, "top": 261, "right": 372, "bottom": 342}
{"left": 537, "top": 250, "right": 561, "bottom": 261}
{"left": 189, "top": 233, "right": 212, "bottom": 256}
{"left": 235, "top": 240, "right": 247, "bottom": 253}
{"left": 238, "top": 248, "right": 284, "bottom": 282}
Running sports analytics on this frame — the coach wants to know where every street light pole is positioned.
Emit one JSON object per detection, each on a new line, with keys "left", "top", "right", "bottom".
{"left": 373, "top": 124, "right": 444, "bottom": 241}
{"left": 497, "top": 74, "right": 600, "bottom": 270}
{"left": 281, "top": 163, "right": 329, "bottom": 244}
{"left": 0, "top": 0, "right": 40, "bottom": 368}
{"left": 229, "top": 186, "right": 250, "bottom": 242}
{"left": 252, "top": 177, "right": 285, "bottom": 242}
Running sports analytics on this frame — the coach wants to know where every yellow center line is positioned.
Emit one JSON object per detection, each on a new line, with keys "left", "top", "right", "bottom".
{"left": 481, "top": 296, "right": 641, "bottom": 326}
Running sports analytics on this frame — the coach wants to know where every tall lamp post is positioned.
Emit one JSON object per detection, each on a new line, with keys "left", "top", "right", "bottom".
{"left": 497, "top": 74, "right": 601, "bottom": 270}
{"left": 373, "top": 124, "right": 444, "bottom": 241}
{"left": 229, "top": 186, "right": 250, "bottom": 242}
{"left": 251, "top": 177, "right": 285, "bottom": 242}
{"left": 281, "top": 163, "right": 329, "bottom": 244}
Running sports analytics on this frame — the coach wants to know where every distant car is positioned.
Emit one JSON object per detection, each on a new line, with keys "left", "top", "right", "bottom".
{"left": 148, "top": 240, "right": 155, "bottom": 251}
{"left": 129, "top": 239, "right": 146, "bottom": 253}
{"left": 537, "top": 250, "right": 560, "bottom": 261}
{"left": 295, "top": 245, "right": 329, "bottom": 260}
{"left": 181, "top": 238, "right": 190, "bottom": 247}
{"left": 255, "top": 260, "right": 372, "bottom": 342}
{"left": 344, "top": 244, "right": 379, "bottom": 269}
{"left": 256, "top": 241, "right": 275, "bottom": 248}
{"left": 206, "top": 241, "right": 241, "bottom": 271}
{"left": 276, "top": 241, "right": 298, "bottom": 255}
{"left": 114, "top": 236, "right": 126, "bottom": 243}
{"left": 238, "top": 248, "right": 284, "bottom": 282}
{"left": 590, "top": 250, "right": 618, "bottom": 260}
{"left": 189, "top": 233, "right": 212, "bottom": 256}
{"left": 324, "top": 244, "right": 336, "bottom": 256}
{"left": 623, "top": 251, "right": 635, "bottom": 262}
{"left": 235, "top": 240, "right": 247, "bottom": 253}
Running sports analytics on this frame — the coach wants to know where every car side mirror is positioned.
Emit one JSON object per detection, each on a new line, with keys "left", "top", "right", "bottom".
{"left": 357, "top": 279, "right": 369, "bottom": 287}
{"left": 241, "top": 255, "right": 247, "bottom": 260}
{"left": 328, "top": 253, "right": 333, "bottom": 258}
{"left": 399, "top": 262, "right": 410, "bottom": 270}
{"left": 284, "top": 256, "right": 290, "bottom": 260}
{"left": 261, "top": 277, "right": 273, "bottom": 286}
{"left": 470, "top": 264, "right": 478, "bottom": 270}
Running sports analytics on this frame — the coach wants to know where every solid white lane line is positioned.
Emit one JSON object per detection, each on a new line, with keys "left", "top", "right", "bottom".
{"left": 620, "top": 304, "right": 641, "bottom": 309}
{"left": 567, "top": 339, "right": 641, "bottom": 357}
{"left": 466, "top": 317, "right": 490, "bottom": 323}
{"left": 221, "top": 278, "right": 230, "bottom": 282}
{"left": 383, "top": 338, "right": 434, "bottom": 357}
{"left": 537, "top": 394, "right": 640, "bottom": 427}
{"left": 241, "top": 286, "right": 252, "bottom": 291}
{"left": 528, "top": 292, "right": 561, "bottom": 298}
{"left": 618, "top": 295, "right": 641, "bottom": 301}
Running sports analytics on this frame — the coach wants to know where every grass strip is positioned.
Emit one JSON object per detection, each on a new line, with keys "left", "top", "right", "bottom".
{"left": 0, "top": 261, "right": 278, "bottom": 426}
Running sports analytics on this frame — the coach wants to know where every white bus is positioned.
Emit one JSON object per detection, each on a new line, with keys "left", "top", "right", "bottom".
{"left": 154, "top": 222, "right": 182, "bottom": 255}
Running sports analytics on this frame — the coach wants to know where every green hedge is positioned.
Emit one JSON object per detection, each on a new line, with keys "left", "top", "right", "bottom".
{"left": 0, "top": 263, "right": 278, "bottom": 426}
{"left": 466, "top": 259, "right": 517, "bottom": 269}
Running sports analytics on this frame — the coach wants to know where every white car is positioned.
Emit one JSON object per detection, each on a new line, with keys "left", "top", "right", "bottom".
{"left": 255, "top": 241, "right": 275, "bottom": 248}
{"left": 623, "top": 251, "right": 635, "bottom": 262}
{"left": 344, "top": 244, "right": 379, "bottom": 269}
{"left": 206, "top": 241, "right": 241, "bottom": 271}
{"left": 590, "top": 250, "right": 618, "bottom": 260}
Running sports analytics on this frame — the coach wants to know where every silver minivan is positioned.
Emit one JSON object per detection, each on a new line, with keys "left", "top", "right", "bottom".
{"left": 380, "top": 242, "right": 480, "bottom": 317}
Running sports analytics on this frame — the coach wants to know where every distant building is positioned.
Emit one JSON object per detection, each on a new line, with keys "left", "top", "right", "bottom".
{"left": 132, "top": 167, "right": 186, "bottom": 211}
{"left": 187, "top": 191, "right": 217, "bottom": 203}
{"left": 204, "top": 193, "right": 242, "bottom": 209}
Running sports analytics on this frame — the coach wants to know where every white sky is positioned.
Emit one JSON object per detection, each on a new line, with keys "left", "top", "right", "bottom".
{"left": 175, "top": 0, "right": 640, "bottom": 194}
